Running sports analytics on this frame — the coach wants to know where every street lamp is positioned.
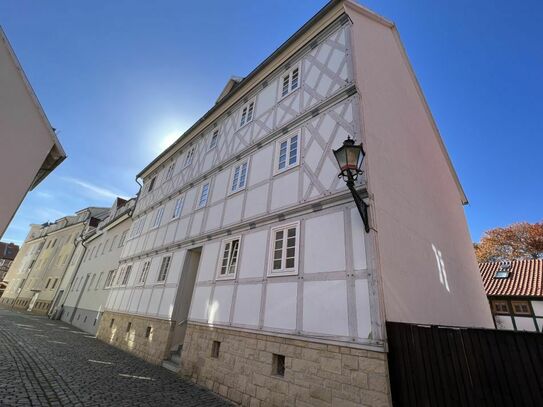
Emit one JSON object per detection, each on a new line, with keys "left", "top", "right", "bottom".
{"left": 333, "top": 136, "right": 370, "bottom": 233}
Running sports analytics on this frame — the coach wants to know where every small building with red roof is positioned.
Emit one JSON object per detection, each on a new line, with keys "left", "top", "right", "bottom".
{"left": 479, "top": 259, "right": 543, "bottom": 332}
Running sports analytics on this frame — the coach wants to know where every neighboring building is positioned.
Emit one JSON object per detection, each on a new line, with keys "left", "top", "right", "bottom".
{"left": 96, "top": 1, "right": 493, "bottom": 406}
{"left": 480, "top": 259, "right": 543, "bottom": 332}
{"left": 57, "top": 198, "right": 134, "bottom": 334}
{"left": 0, "top": 207, "right": 108, "bottom": 314}
{"left": 0, "top": 27, "right": 66, "bottom": 238}
{"left": 0, "top": 241, "right": 19, "bottom": 281}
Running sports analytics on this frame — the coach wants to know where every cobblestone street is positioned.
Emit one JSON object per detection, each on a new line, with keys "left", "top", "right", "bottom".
{"left": 0, "top": 308, "right": 231, "bottom": 406}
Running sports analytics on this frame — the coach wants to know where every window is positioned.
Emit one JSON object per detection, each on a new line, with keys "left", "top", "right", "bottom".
{"left": 172, "top": 197, "right": 184, "bottom": 220}
{"left": 218, "top": 237, "right": 240, "bottom": 279}
{"left": 95, "top": 244, "right": 102, "bottom": 257}
{"left": 110, "top": 319, "right": 115, "bottom": 328}
{"left": 147, "top": 177, "right": 156, "bottom": 192}
{"left": 211, "top": 341, "right": 221, "bottom": 358}
{"left": 121, "top": 265, "right": 132, "bottom": 286}
{"left": 89, "top": 246, "right": 96, "bottom": 259}
{"left": 105, "top": 270, "right": 115, "bottom": 288}
{"left": 102, "top": 240, "right": 108, "bottom": 255}
{"left": 272, "top": 354, "right": 285, "bottom": 377}
{"left": 512, "top": 301, "right": 531, "bottom": 316}
{"left": 157, "top": 256, "right": 171, "bottom": 282}
{"left": 51, "top": 278, "right": 58, "bottom": 290}
{"left": 88, "top": 275, "right": 95, "bottom": 290}
{"left": 239, "top": 100, "right": 255, "bottom": 127}
{"left": 230, "top": 162, "right": 248, "bottom": 194}
{"left": 96, "top": 272, "right": 104, "bottom": 289}
{"left": 209, "top": 129, "right": 219, "bottom": 150}
{"left": 281, "top": 65, "right": 300, "bottom": 98}
{"left": 275, "top": 133, "right": 299, "bottom": 173}
{"left": 139, "top": 261, "right": 151, "bottom": 284}
{"left": 151, "top": 207, "right": 165, "bottom": 229}
{"left": 126, "top": 322, "right": 132, "bottom": 333}
{"left": 145, "top": 326, "right": 152, "bottom": 338}
{"left": 118, "top": 230, "right": 127, "bottom": 248}
{"left": 197, "top": 183, "right": 210, "bottom": 209}
{"left": 45, "top": 278, "right": 51, "bottom": 289}
{"left": 115, "top": 267, "right": 125, "bottom": 286}
{"left": 269, "top": 223, "right": 299, "bottom": 276}
{"left": 492, "top": 300, "right": 509, "bottom": 315}
{"left": 110, "top": 235, "right": 118, "bottom": 251}
{"left": 184, "top": 146, "right": 196, "bottom": 168}
{"left": 494, "top": 262, "right": 512, "bottom": 279}
{"left": 130, "top": 216, "right": 146, "bottom": 238}
{"left": 165, "top": 162, "right": 175, "bottom": 181}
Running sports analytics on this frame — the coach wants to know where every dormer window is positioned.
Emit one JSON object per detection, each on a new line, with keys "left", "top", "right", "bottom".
{"left": 494, "top": 261, "right": 511, "bottom": 279}
{"left": 281, "top": 65, "right": 300, "bottom": 98}
{"left": 239, "top": 100, "right": 255, "bottom": 127}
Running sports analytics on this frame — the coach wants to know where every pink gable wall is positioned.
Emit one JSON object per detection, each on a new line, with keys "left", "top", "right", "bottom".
{"left": 345, "top": 1, "right": 493, "bottom": 328}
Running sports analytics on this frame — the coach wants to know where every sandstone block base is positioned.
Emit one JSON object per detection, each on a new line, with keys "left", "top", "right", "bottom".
{"left": 96, "top": 310, "right": 174, "bottom": 365}
{"left": 180, "top": 323, "right": 392, "bottom": 407}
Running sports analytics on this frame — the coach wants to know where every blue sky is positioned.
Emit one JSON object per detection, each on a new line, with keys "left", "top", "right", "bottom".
{"left": 1, "top": 0, "right": 541, "bottom": 245}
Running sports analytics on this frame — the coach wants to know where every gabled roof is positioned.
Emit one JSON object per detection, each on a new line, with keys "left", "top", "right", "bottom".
{"left": 479, "top": 259, "right": 543, "bottom": 297}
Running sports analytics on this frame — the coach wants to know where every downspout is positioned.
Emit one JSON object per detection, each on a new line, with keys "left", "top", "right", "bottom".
{"left": 68, "top": 232, "right": 93, "bottom": 324}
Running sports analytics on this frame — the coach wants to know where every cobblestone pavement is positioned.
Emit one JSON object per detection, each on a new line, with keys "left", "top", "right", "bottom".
{"left": 0, "top": 308, "right": 231, "bottom": 407}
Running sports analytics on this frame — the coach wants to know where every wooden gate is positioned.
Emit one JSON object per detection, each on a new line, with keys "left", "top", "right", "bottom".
{"left": 386, "top": 321, "right": 543, "bottom": 407}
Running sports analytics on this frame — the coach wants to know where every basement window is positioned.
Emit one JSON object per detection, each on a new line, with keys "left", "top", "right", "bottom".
{"left": 126, "top": 322, "right": 132, "bottom": 333}
{"left": 272, "top": 353, "right": 285, "bottom": 377}
{"left": 110, "top": 319, "right": 115, "bottom": 328}
{"left": 145, "top": 326, "right": 152, "bottom": 338}
{"left": 211, "top": 341, "right": 221, "bottom": 358}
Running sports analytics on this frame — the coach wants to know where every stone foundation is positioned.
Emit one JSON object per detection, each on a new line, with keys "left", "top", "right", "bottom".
{"left": 180, "top": 323, "right": 392, "bottom": 407}
{"left": 96, "top": 310, "right": 175, "bottom": 365}
{"left": 0, "top": 297, "right": 51, "bottom": 315}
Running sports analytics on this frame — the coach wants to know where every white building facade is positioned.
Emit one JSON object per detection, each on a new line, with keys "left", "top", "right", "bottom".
{"left": 97, "top": 2, "right": 493, "bottom": 406}
{"left": 58, "top": 198, "right": 133, "bottom": 334}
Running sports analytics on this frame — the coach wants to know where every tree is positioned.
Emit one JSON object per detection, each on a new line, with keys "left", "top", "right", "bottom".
{"left": 474, "top": 221, "right": 543, "bottom": 263}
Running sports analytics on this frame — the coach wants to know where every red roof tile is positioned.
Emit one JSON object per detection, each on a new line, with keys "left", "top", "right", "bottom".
{"left": 479, "top": 259, "right": 543, "bottom": 297}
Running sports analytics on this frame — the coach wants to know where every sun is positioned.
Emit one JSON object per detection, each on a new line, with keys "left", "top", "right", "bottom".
{"left": 158, "top": 131, "right": 181, "bottom": 152}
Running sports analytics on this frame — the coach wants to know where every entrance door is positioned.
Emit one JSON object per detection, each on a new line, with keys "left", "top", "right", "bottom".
{"left": 170, "top": 247, "right": 202, "bottom": 350}
{"left": 27, "top": 292, "right": 39, "bottom": 311}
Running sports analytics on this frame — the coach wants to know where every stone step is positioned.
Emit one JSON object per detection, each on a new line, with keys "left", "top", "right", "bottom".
{"left": 170, "top": 353, "right": 181, "bottom": 365}
{"left": 162, "top": 360, "right": 180, "bottom": 373}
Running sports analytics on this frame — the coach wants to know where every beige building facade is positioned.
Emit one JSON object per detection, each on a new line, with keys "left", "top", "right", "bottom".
{"left": 94, "top": 1, "right": 492, "bottom": 406}
{"left": 0, "top": 27, "right": 66, "bottom": 238}
{"left": 58, "top": 198, "right": 134, "bottom": 334}
{"left": 1, "top": 207, "right": 108, "bottom": 314}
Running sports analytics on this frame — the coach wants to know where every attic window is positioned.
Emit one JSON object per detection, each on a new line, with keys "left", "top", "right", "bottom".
{"left": 240, "top": 100, "right": 255, "bottom": 127}
{"left": 494, "top": 262, "right": 511, "bottom": 279}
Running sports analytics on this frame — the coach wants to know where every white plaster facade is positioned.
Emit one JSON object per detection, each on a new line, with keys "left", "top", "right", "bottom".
{"left": 101, "top": 0, "right": 494, "bottom": 361}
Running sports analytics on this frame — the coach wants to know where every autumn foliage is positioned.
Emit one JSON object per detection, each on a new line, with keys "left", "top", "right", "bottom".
{"left": 474, "top": 222, "right": 543, "bottom": 263}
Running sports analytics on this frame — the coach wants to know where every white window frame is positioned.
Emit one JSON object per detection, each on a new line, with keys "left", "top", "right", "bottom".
{"left": 274, "top": 131, "right": 301, "bottom": 175}
{"left": 118, "top": 230, "right": 127, "bottom": 248}
{"left": 138, "top": 261, "right": 151, "bottom": 285}
{"left": 229, "top": 160, "right": 249, "bottom": 195}
{"left": 121, "top": 265, "right": 132, "bottom": 286}
{"left": 157, "top": 256, "right": 171, "bottom": 282}
{"left": 183, "top": 145, "right": 196, "bottom": 168}
{"left": 216, "top": 236, "right": 241, "bottom": 280}
{"left": 267, "top": 221, "right": 300, "bottom": 276}
{"left": 151, "top": 206, "right": 165, "bottom": 229}
{"left": 209, "top": 129, "right": 219, "bottom": 150}
{"left": 165, "top": 162, "right": 175, "bottom": 181}
{"left": 171, "top": 196, "right": 184, "bottom": 220}
{"left": 279, "top": 63, "right": 301, "bottom": 99}
{"left": 239, "top": 99, "right": 255, "bottom": 128}
{"left": 197, "top": 183, "right": 210, "bottom": 209}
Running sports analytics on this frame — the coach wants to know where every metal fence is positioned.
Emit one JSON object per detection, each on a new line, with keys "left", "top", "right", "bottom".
{"left": 386, "top": 321, "right": 543, "bottom": 407}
